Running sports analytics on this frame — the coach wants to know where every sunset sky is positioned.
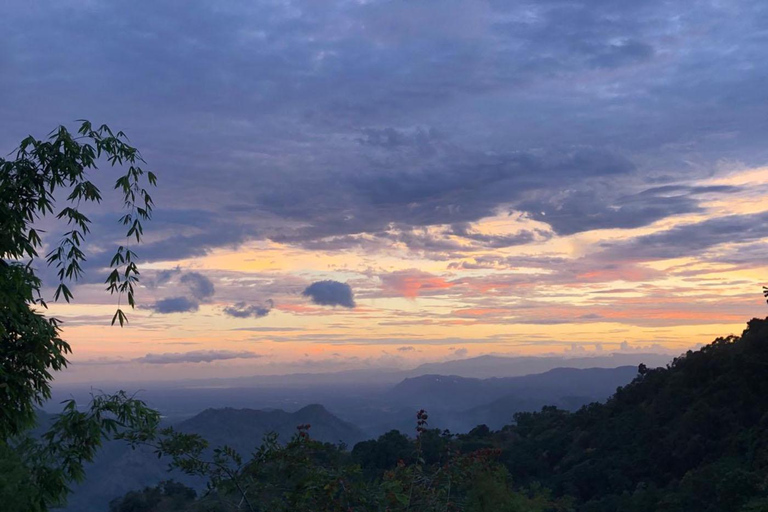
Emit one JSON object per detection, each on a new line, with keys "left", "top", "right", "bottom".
{"left": 3, "top": 0, "right": 768, "bottom": 382}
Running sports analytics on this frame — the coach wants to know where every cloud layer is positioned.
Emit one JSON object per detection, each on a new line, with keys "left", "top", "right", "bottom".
{"left": 134, "top": 350, "right": 262, "bottom": 365}
{"left": 4, "top": 0, "right": 768, "bottom": 259}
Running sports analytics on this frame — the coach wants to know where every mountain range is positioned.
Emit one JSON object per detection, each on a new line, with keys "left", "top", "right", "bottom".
{"left": 57, "top": 362, "right": 649, "bottom": 511}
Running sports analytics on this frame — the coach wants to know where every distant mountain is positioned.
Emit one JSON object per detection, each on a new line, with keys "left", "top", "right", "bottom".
{"left": 60, "top": 404, "right": 364, "bottom": 512}
{"left": 389, "top": 366, "right": 639, "bottom": 410}
{"left": 406, "top": 353, "right": 673, "bottom": 379}
{"left": 177, "top": 404, "right": 366, "bottom": 453}
{"left": 384, "top": 366, "right": 639, "bottom": 432}
{"left": 56, "top": 352, "right": 675, "bottom": 394}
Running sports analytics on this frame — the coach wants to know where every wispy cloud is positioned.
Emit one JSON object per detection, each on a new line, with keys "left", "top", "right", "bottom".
{"left": 134, "top": 350, "right": 262, "bottom": 365}
{"left": 224, "top": 300, "right": 274, "bottom": 318}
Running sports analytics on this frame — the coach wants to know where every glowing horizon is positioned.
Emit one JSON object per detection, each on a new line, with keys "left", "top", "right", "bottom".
{"left": 4, "top": 0, "right": 768, "bottom": 384}
{"left": 47, "top": 165, "right": 768, "bottom": 383}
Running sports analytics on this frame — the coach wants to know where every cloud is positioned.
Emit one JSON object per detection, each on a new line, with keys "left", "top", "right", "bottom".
{"left": 4, "top": 0, "right": 766, "bottom": 260}
{"left": 267, "top": 146, "right": 639, "bottom": 247}
{"left": 145, "top": 271, "right": 216, "bottom": 314}
{"left": 134, "top": 350, "right": 262, "bottom": 364}
{"left": 148, "top": 296, "right": 200, "bottom": 314}
{"left": 603, "top": 210, "right": 768, "bottom": 261}
{"left": 358, "top": 126, "right": 442, "bottom": 153}
{"left": 380, "top": 270, "right": 455, "bottom": 299}
{"left": 223, "top": 300, "right": 274, "bottom": 318}
{"left": 302, "top": 280, "right": 356, "bottom": 308}
{"left": 180, "top": 272, "right": 215, "bottom": 301}
{"left": 589, "top": 39, "right": 655, "bottom": 69}
{"left": 397, "top": 346, "right": 416, "bottom": 352}
{"left": 449, "top": 223, "right": 552, "bottom": 248}
{"left": 453, "top": 347, "right": 469, "bottom": 357}
{"left": 519, "top": 185, "right": 739, "bottom": 236}
{"left": 145, "top": 266, "right": 182, "bottom": 289}
{"left": 566, "top": 343, "right": 587, "bottom": 354}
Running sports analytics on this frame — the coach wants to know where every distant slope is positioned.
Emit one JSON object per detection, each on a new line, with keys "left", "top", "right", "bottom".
{"left": 61, "top": 405, "right": 364, "bottom": 512}
{"left": 177, "top": 404, "right": 366, "bottom": 452}
{"left": 407, "top": 353, "right": 673, "bottom": 379}
{"left": 384, "top": 366, "right": 639, "bottom": 432}
{"left": 470, "top": 318, "right": 768, "bottom": 510}
{"left": 389, "top": 366, "right": 639, "bottom": 410}
{"left": 54, "top": 353, "right": 675, "bottom": 393}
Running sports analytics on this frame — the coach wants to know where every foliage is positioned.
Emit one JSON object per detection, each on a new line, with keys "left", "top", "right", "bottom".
{"left": 114, "top": 414, "right": 558, "bottom": 512}
{"left": 0, "top": 121, "right": 158, "bottom": 510}
{"left": 470, "top": 317, "right": 768, "bottom": 511}
{"left": 109, "top": 480, "right": 197, "bottom": 512}
{"left": 6, "top": 392, "right": 160, "bottom": 511}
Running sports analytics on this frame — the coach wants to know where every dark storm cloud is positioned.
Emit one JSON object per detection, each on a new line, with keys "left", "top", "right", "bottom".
{"left": 223, "top": 300, "right": 274, "bottom": 318}
{"left": 302, "top": 281, "right": 356, "bottom": 308}
{"left": 2, "top": 0, "right": 768, "bottom": 255}
{"left": 148, "top": 296, "right": 200, "bottom": 314}
{"left": 134, "top": 350, "right": 262, "bottom": 364}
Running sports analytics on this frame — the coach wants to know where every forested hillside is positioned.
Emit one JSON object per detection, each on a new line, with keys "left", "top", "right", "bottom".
{"left": 109, "top": 318, "right": 768, "bottom": 512}
{"left": 493, "top": 316, "right": 768, "bottom": 511}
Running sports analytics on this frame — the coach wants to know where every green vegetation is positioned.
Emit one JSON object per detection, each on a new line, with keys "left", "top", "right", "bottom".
{"left": 111, "top": 318, "right": 768, "bottom": 512}
{"left": 495, "top": 316, "right": 768, "bottom": 511}
{"left": 0, "top": 121, "right": 160, "bottom": 510}
{"left": 112, "top": 421, "right": 559, "bottom": 512}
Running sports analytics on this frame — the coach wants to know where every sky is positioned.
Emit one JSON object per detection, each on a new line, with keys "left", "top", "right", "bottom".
{"left": 2, "top": 0, "right": 768, "bottom": 383}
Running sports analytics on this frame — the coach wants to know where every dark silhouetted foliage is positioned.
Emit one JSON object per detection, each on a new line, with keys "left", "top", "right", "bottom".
{"left": 0, "top": 121, "right": 159, "bottom": 511}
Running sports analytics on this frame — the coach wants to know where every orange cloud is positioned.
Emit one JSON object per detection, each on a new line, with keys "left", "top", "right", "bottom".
{"left": 380, "top": 269, "right": 455, "bottom": 298}
{"left": 576, "top": 264, "right": 659, "bottom": 282}
{"left": 275, "top": 303, "right": 321, "bottom": 314}
{"left": 452, "top": 307, "right": 509, "bottom": 318}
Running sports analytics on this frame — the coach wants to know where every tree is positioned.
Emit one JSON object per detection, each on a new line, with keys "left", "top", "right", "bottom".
{"left": 0, "top": 121, "right": 160, "bottom": 509}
